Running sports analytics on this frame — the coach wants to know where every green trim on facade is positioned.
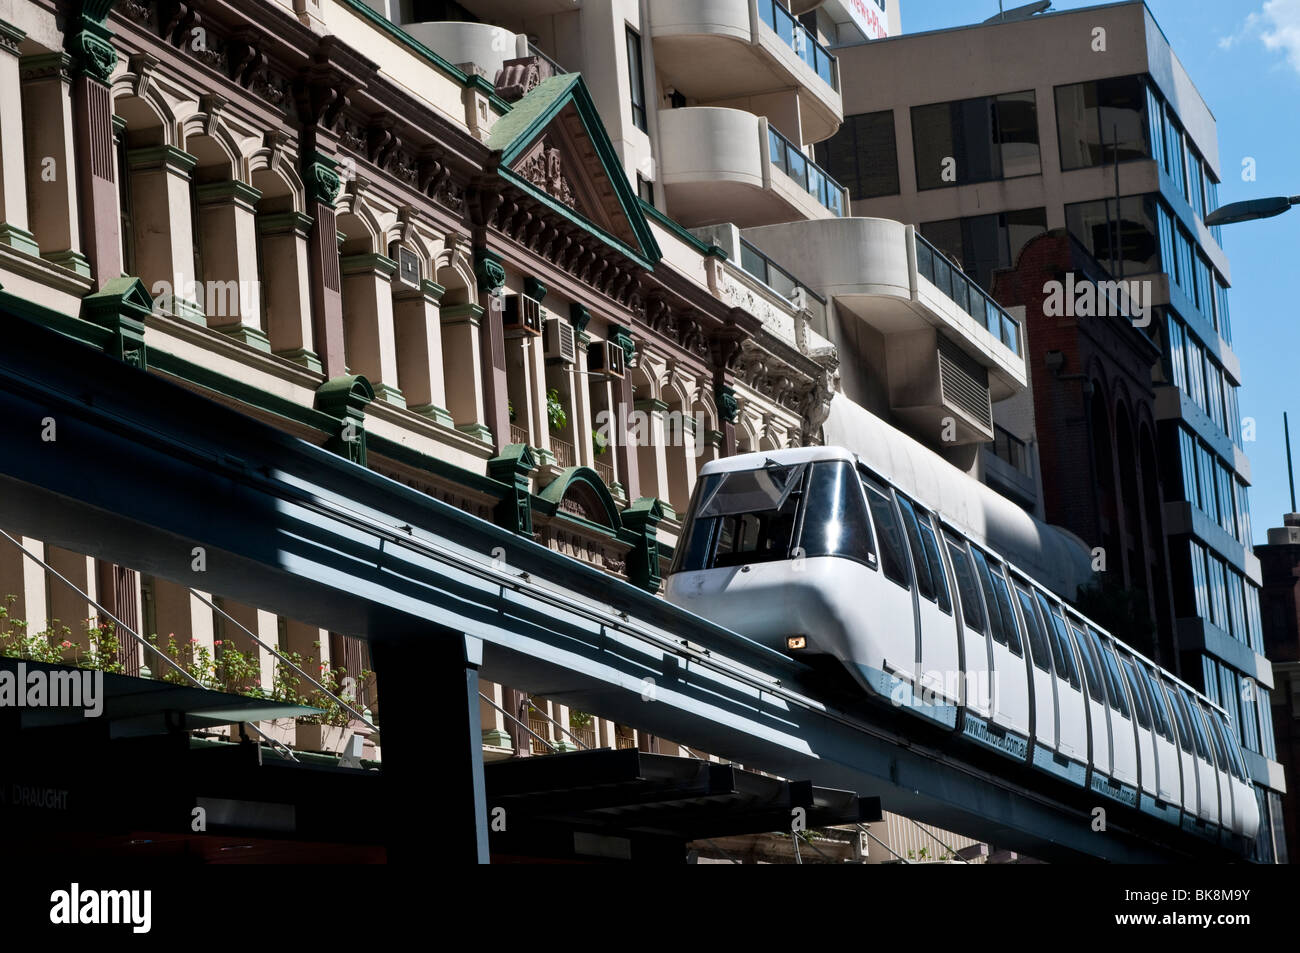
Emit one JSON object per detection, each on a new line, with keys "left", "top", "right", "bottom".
{"left": 487, "top": 443, "right": 539, "bottom": 537}
{"left": 44, "top": 249, "right": 92, "bottom": 279}
{"left": 81, "top": 276, "right": 152, "bottom": 370}
{"left": 633, "top": 398, "right": 669, "bottom": 414}
{"left": 275, "top": 346, "right": 323, "bottom": 373}
{"left": 0, "top": 18, "right": 27, "bottom": 48}
{"left": 340, "top": 252, "right": 398, "bottom": 277}
{"left": 214, "top": 323, "right": 273, "bottom": 353}
{"left": 621, "top": 497, "right": 666, "bottom": 592}
{"left": 127, "top": 145, "right": 198, "bottom": 174}
{"left": 487, "top": 74, "right": 662, "bottom": 270}
{"left": 408, "top": 403, "right": 455, "bottom": 428}
{"left": 335, "top": 0, "right": 512, "bottom": 115}
{"left": 257, "top": 211, "right": 316, "bottom": 237}
{"left": 537, "top": 466, "right": 622, "bottom": 532}
{"left": 196, "top": 179, "right": 263, "bottom": 210}
{"left": 639, "top": 198, "right": 729, "bottom": 261}
{"left": 0, "top": 224, "right": 41, "bottom": 257}
{"left": 456, "top": 422, "right": 494, "bottom": 444}
{"left": 316, "top": 374, "right": 374, "bottom": 467}
{"left": 371, "top": 381, "right": 407, "bottom": 408}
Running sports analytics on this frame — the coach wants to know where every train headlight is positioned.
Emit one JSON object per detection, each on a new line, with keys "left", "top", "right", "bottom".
{"left": 786, "top": 636, "right": 807, "bottom": 651}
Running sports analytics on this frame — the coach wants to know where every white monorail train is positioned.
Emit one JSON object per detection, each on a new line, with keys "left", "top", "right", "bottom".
{"left": 665, "top": 445, "right": 1260, "bottom": 845}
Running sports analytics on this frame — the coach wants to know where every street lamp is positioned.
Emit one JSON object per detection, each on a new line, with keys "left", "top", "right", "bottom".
{"left": 1204, "top": 195, "right": 1300, "bottom": 227}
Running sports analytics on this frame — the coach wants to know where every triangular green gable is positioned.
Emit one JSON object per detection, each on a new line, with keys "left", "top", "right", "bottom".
{"left": 488, "top": 74, "right": 662, "bottom": 271}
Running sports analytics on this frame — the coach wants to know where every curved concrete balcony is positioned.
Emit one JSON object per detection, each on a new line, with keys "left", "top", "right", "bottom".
{"left": 402, "top": 20, "right": 529, "bottom": 78}
{"left": 741, "top": 218, "right": 1028, "bottom": 444}
{"left": 658, "top": 107, "right": 846, "bottom": 229}
{"left": 649, "top": 0, "right": 843, "bottom": 144}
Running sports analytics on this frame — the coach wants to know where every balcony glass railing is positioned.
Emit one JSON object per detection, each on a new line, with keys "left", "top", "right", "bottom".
{"left": 914, "top": 233, "right": 1022, "bottom": 356}
{"left": 738, "top": 238, "right": 826, "bottom": 305}
{"left": 757, "top": 0, "right": 838, "bottom": 91}
{"left": 767, "top": 125, "right": 845, "bottom": 216}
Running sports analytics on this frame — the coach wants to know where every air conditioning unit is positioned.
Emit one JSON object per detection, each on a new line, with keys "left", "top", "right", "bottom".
{"left": 589, "top": 338, "right": 625, "bottom": 379}
{"left": 503, "top": 294, "right": 542, "bottom": 336}
{"left": 543, "top": 316, "right": 576, "bottom": 364}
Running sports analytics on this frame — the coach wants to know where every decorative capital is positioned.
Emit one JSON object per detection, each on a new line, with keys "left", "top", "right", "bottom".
{"left": 305, "top": 152, "right": 342, "bottom": 206}
{"left": 716, "top": 384, "right": 739, "bottom": 424}
{"left": 610, "top": 323, "right": 636, "bottom": 368}
{"left": 67, "top": 17, "right": 117, "bottom": 83}
{"left": 523, "top": 275, "right": 547, "bottom": 304}
{"left": 569, "top": 302, "right": 592, "bottom": 334}
{"left": 474, "top": 248, "right": 506, "bottom": 295}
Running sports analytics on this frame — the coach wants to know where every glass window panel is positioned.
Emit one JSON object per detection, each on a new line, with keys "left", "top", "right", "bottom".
{"left": 864, "top": 479, "right": 910, "bottom": 589}
{"left": 800, "top": 462, "right": 876, "bottom": 564}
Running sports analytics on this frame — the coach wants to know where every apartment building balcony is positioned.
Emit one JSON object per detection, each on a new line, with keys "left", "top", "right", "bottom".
{"left": 742, "top": 218, "right": 1028, "bottom": 445}
{"left": 649, "top": 0, "right": 843, "bottom": 144}
{"left": 401, "top": 19, "right": 531, "bottom": 78}
{"left": 658, "top": 108, "right": 847, "bottom": 228}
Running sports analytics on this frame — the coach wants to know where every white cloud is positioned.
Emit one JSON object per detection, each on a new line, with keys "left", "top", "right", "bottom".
{"left": 1259, "top": 0, "right": 1300, "bottom": 73}
{"left": 1220, "top": 0, "right": 1300, "bottom": 74}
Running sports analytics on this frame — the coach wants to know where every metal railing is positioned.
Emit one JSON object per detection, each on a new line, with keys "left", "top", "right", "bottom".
{"left": 757, "top": 0, "right": 838, "bottom": 91}
{"left": 593, "top": 458, "right": 614, "bottom": 486}
{"left": 767, "top": 124, "right": 845, "bottom": 216}
{"left": 914, "top": 232, "right": 1022, "bottom": 356}
{"left": 509, "top": 423, "right": 530, "bottom": 446}
{"left": 550, "top": 435, "right": 575, "bottom": 468}
{"left": 528, "top": 44, "right": 567, "bottom": 76}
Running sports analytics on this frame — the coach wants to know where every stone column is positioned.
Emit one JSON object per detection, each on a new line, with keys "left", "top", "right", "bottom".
{"left": 303, "top": 152, "right": 346, "bottom": 378}
{"left": 150, "top": 579, "right": 215, "bottom": 677}
{"left": 0, "top": 20, "right": 38, "bottom": 256}
{"left": 19, "top": 53, "right": 90, "bottom": 277}
{"left": 45, "top": 546, "right": 98, "bottom": 659}
{"left": 196, "top": 179, "right": 269, "bottom": 349}
{"left": 613, "top": 372, "right": 640, "bottom": 501}
{"left": 340, "top": 252, "right": 405, "bottom": 407}
{"left": 573, "top": 331, "right": 595, "bottom": 468}
{"left": 393, "top": 278, "right": 453, "bottom": 426}
{"left": 258, "top": 211, "right": 320, "bottom": 371}
{"left": 127, "top": 145, "right": 202, "bottom": 321}
{"left": 635, "top": 398, "right": 669, "bottom": 503}
{"left": 522, "top": 335, "right": 554, "bottom": 462}
{"left": 474, "top": 249, "right": 510, "bottom": 452}
{"left": 217, "top": 599, "right": 278, "bottom": 693}
{"left": 0, "top": 531, "right": 48, "bottom": 637}
{"left": 441, "top": 303, "right": 491, "bottom": 443}
{"left": 68, "top": 15, "right": 121, "bottom": 289}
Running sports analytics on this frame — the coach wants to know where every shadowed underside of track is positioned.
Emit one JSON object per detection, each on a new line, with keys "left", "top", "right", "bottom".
{"left": 0, "top": 312, "right": 1237, "bottom": 862}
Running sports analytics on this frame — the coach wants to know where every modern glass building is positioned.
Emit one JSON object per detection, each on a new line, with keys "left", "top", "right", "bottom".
{"left": 820, "top": 0, "right": 1285, "bottom": 860}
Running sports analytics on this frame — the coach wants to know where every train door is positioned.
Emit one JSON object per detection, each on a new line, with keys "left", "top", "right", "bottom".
{"left": 1065, "top": 616, "right": 1111, "bottom": 780}
{"left": 970, "top": 548, "right": 1031, "bottom": 749}
{"left": 1037, "top": 592, "right": 1086, "bottom": 766}
{"left": 1135, "top": 660, "right": 1183, "bottom": 819}
{"left": 859, "top": 474, "right": 919, "bottom": 702}
{"left": 895, "top": 494, "right": 960, "bottom": 723}
{"left": 1092, "top": 631, "right": 1138, "bottom": 789}
{"left": 1117, "top": 651, "right": 1157, "bottom": 807}
{"left": 1161, "top": 677, "right": 1202, "bottom": 824}
{"left": 1010, "top": 577, "right": 1057, "bottom": 760}
{"left": 942, "top": 531, "right": 992, "bottom": 720}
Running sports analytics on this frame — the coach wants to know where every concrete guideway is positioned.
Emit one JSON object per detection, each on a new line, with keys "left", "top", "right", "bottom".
{"left": 0, "top": 311, "right": 1230, "bottom": 861}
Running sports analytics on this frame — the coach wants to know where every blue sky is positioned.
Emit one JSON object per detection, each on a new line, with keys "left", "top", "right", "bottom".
{"left": 899, "top": 0, "right": 1300, "bottom": 542}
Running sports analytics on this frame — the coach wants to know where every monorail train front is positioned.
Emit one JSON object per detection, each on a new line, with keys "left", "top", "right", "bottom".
{"left": 664, "top": 448, "right": 895, "bottom": 694}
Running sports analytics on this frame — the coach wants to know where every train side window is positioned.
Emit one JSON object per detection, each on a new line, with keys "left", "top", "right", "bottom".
{"left": 987, "top": 560, "right": 1023, "bottom": 657}
{"left": 862, "top": 479, "right": 910, "bottom": 589}
{"left": 943, "top": 533, "right": 985, "bottom": 635}
{"left": 670, "top": 473, "right": 721, "bottom": 573}
{"left": 969, "top": 549, "right": 1006, "bottom": 645}
{"left": 1163, "top": 680, "right": 1195, "bottom": 754}
{"left": 1092, "top": 632, "right": 1132, "bottom": 719}
{"left": 1201, "top": 703, "right": 1232, "bottom": 775}
{"left": 1068, "top": 620, "right": 1105, "bottom": 704}
{"left": 1034, "top": 592, "right": 1080, "bottom": 690}
{"left": 1012, "top": 583, "right": 1052, "bottom": 672}
{"left": 1119, "top": 656, "right": 1152, "bottom": 731}
{"left": 1215, "top": 711, "right": 1248, "bottom": 781}
{"left": 800, "top": 462, "right": 877, "bottom": 567}
{"left": 897, "top": 497, "right": 951, "bottom": 613}
{"left": 1174, "top": 687, "right": 1211, "bottom": 761}
{"left": 1137, "top": 662, "right": 1174, "bottom": 743}
{"left": 895, "top": 496, "right": 936, "bottom": 601}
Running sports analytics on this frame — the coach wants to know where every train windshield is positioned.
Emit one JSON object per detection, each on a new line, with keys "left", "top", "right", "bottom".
{"left": 670, "top": 460, "right": 874, "bottom": 573}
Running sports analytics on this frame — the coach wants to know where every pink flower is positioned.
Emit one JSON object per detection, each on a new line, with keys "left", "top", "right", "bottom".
{"left": 190, "top": 637, "right": 199, "bottom": 643}
{"left": 60, "top": 640, "right": 72, "bottom": 648}
{"left": 214, "top": 640, "right": 223, "bottom": 646}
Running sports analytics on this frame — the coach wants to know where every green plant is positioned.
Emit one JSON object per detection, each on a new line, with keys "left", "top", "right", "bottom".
{"left": 508, "top": 398, "right": 516, "bottom": 421}
{"left": 569, "top": 710, "right": 593, "bottom": 728}
{"left": 592, "top": 427, "right": 608, "bottom": 456}
{"left": 546, "top": 388, "right": 567, "bottom": 432}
